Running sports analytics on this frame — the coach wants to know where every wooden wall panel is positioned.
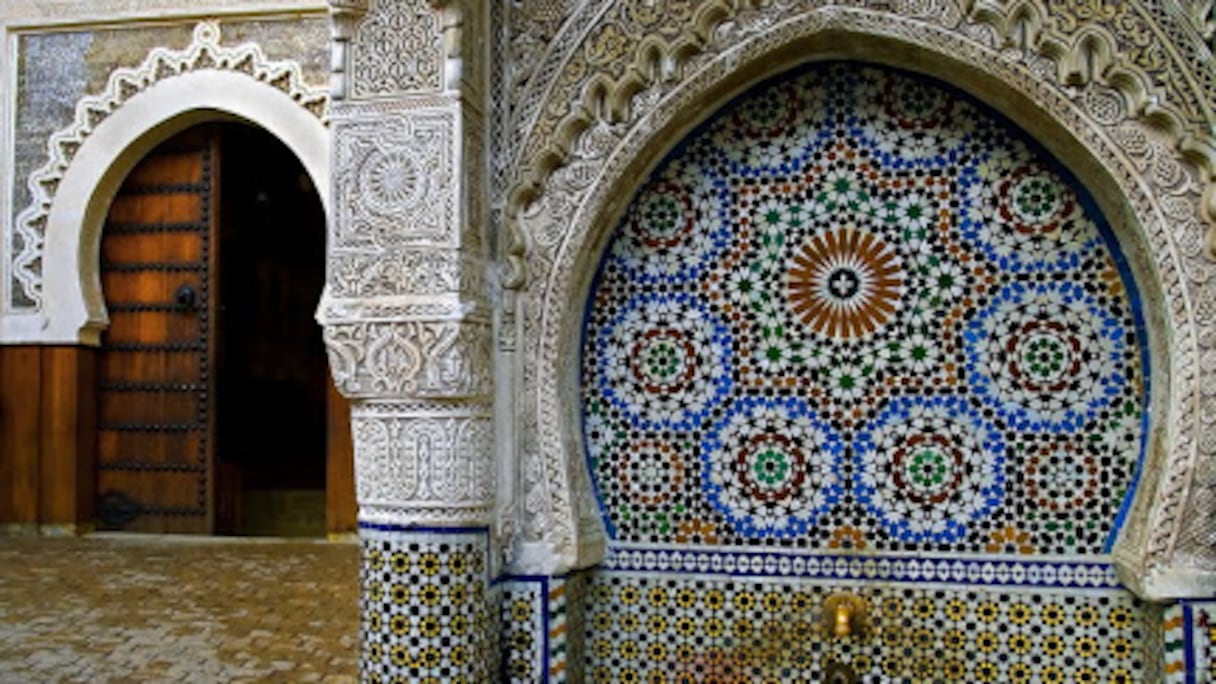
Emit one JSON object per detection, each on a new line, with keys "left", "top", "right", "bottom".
{"left": 38, "top": 347, "right": 98, "bottom": 527}
{"left": 326, "top": 372, "right": 356, "bottom": 535}
{"left": 0, "top": 346, "right": 96, "bottom": 529}
{"left": 0, "top": 347, "right": 42, "bottom": 525}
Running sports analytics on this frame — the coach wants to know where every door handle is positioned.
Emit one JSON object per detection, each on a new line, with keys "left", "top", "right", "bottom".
{"left": 175, "top": 283, "right": 198, "bottom": 310}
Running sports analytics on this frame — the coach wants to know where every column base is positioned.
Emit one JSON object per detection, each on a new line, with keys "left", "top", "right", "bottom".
{"left": 359, "top": 523, "right": 495, "bottom": 683}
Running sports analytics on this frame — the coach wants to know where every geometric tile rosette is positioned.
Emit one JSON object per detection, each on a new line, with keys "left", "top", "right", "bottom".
{"left": 702, "top": 395, "right": 844, "bottom": 538}
{"left": 964, "top": 280, "right": 1134, "bottom": 433}
{"left": 594, "top": 293, "right": 732, "bottom": 431}
{"left": 853, "top": 394, "right": 1005, "bottom": 544}
{"left": 581, "top": 62, "right": 1147, "bottom": 556}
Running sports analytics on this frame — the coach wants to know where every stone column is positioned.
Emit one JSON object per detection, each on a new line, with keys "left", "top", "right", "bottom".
{"left": 321, "top": 0, "right": 495, "bottom": 680}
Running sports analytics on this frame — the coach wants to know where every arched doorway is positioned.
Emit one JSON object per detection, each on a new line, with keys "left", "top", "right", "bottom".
{"left": 94, "top": 122, "right": 351, "bottom": 536}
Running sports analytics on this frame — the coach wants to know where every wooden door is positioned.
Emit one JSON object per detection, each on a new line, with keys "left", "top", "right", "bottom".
{"left": 95, "top": 131, "right": 218, "bottom": 533}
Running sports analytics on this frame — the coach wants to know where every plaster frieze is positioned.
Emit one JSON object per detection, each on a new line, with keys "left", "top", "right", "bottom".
{"left": 323, "top": 318, "right": 492, "bottom": 400}
{"left": 352, "top": 401, "right": 495, "bottom": 527}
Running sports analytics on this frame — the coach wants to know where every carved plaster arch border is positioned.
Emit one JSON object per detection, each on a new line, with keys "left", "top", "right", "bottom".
{"left": 3, "top": 21, "right": 330, "bottom": 344}
{"left": 518, "top": 6, "right": 1216, "bottom": 599}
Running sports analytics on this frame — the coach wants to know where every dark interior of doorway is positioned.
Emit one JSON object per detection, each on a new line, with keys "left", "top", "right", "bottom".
{"left": 215, "top": 122, "right": 327, "bottom": 537}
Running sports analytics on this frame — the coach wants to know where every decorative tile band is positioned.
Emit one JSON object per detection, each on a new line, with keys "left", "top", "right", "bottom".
{"left": 1164, "top": 604, "right": 1188, "bottom": 683}
{"left": 500, "top": 572, "right": 592, "bottom": 684}
{"left": 1164, "top": 601, "right": 1216, "bottom": 684}
{"left": 548, "top": 573, "right": 590, "bottom": 684}
{"left": 586, "top": 571, "right": 1151, "bottom": 683}
{"left": 548, "top": 579, "right": 571, "bottom": 682}
{"left": 358, "top": 526, "right": 493, "bottom": 684}
{"left": 603, "top": 544, "right": 1123, "bottom": 591}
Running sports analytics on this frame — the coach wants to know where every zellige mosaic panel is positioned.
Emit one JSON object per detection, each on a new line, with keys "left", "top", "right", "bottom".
{"left": 581, "top": 62, "right": 1147, "bottom": 557}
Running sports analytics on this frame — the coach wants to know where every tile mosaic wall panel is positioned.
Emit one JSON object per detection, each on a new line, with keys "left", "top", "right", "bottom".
{"left": 584, "top": 572, "right": 1154, "bottom": 683}
{"left": 580, "top": 62, "right": 1147, "bottom": 557}
{"left": 503, "top": 579, "right": 545, "bottom": 683}
{"left": 502, "top": 573, "right": 592, "bottom": 684}
{"left": 1163, "top": 601, "right": 1216, "bottom": 683}
{"left": 359, "top": 527, "right": 493, "bottom": 684}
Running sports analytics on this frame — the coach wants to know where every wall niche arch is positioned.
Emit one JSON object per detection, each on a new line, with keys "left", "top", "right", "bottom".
{"left": 567, "top": 56, "right": 1162, "bottom": 684}
{"left": 516, "top": 12, "right": 1208, "bottom": 603}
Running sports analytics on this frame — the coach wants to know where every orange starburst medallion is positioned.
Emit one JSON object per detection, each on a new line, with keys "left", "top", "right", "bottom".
{"left": 785, "top": 226, "right": 904, "bottom": 340}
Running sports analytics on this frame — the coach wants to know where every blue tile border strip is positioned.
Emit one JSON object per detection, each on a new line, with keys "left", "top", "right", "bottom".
{"left": 357, "top": 522, "right": 489, "bottom": 535}
{"left": 1183, "top": 602, "right": 1197, "bottom": 684}
{"left": 602, "top": 544, "right": 1123, "bottom": 590}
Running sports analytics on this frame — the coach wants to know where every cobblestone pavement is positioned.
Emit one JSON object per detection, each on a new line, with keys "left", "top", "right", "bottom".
{"left": 0, "top": 534, "right": 359, "bottom": 683}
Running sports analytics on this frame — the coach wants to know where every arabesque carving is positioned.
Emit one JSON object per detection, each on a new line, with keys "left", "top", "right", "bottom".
{"left": 323, "top": 319, "right": 492, "bottom": 400}
{"left": 333, "top": 109, "right": 457, "bottom": 249}
{"left": 328, "top": 249, "right": 487, "bottom": 298}
{"left": 352, "top": 403, "right": 494, "bottom": 526}
{"left": 499, "top": 0, "right": 1216, "bottom": 265}
{"left": 10, "top": 21, "right": 329, "bottom": 312}
{"left": 349, "top": 0, "right": 444, "bottom": 97}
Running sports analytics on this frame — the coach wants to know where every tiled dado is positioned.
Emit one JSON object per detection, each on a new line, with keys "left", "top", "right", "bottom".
{"left": 1164, "top": 601, "right": 1216, "bottom": 683}
{"left": 585, "top": 571, "right": 1156, "bottom": 683}
{"left": 358, "top": 525, "right": 494, "bottom": 684}
{"left": 502, "top": 573, "right": 591, "bottom": 684}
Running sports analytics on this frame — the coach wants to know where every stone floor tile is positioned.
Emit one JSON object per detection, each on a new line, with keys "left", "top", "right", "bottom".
{"left": 0, "top": 536, "right": 359, "bottom": 682}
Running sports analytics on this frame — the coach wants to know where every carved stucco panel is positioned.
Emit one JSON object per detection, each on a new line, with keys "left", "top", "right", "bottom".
{"left": 499, "top": 0, "right": 1216, "bottom": 254}
{"left": 499, "top": 4, "right": 1216, "bottom": 593}
{"left": 328, "top": 248, "right": 487, "bottom": 299}
{"left": 352, "top": 402, "right": 495, "bottom": 525}
{"left": 350, "top": 0, "right": 443, "bottom": 97}
{"left": 333, "top": 107, "right": 457, "bottom": 251}
{"left": 324, "top": 319, "right": 492, "bottom": 400}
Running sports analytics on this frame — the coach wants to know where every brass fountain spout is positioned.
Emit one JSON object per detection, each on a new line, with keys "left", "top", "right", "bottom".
{"left": 822, "top": 591, "right": 868, "bottom": 639}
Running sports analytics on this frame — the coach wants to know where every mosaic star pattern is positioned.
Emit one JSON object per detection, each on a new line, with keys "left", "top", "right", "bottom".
{"left": 359, "top": 528, "right": 492, "bottom": 684}
{"left": 584, "top": 574, "right": 1151, "bottom": 683}
{"left": 582, "top": 62, "right": 1147, "bottom": 555}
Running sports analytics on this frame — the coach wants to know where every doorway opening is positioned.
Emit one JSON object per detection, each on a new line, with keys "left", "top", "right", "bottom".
{"left": 215, "top": 123, "right": 328, "bottom": 536}
{"left": 94, "top": 121, "right": 350, "bottom": 537}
